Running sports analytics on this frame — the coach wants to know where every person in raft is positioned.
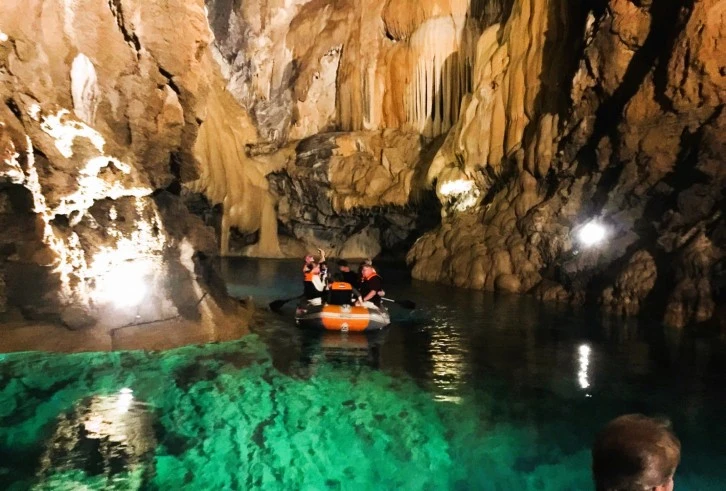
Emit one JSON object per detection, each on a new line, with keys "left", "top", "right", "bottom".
{"left": 336, "top": 259, "right": 359, "bottom": 287}
{"left": 303, "top": 248, "right": 327, "bottom": 305}
{"left": 356, "top": 263, "right": 384, "bottom": 309}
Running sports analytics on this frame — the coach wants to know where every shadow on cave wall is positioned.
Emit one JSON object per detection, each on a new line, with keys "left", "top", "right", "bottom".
{"left": 635, "top": 107, "right": 725, "bottom": 325}
{"left": 574, "top": 0, "right": 694, "bottom": 211}
{"left": 0, "top": 183, "right": 64, "bottom": 322}
{"left": 569, "top": 1, "right": 702, "bottom": 314}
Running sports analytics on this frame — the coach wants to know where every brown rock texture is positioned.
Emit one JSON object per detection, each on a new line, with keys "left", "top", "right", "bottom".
{"left": 0, "top": 0, "right": 250, "bottom": 349}
{"left": 267, "top": 129, "right": 433, "bottom": 258}
{"left": 201, "top": 0, "right": 723, "bottom": 328}
{"left": 1, "top": 0, "right": 724, "bottom": 335}
{"left": 407, "top": 0, "right": 725, "bottom": 328}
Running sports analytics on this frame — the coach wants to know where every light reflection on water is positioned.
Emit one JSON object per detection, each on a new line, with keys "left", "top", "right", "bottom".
{"left": 35, "top": 390, "right": 155, "bottom": 489}
{"left": 427, "top": 320, "right": 467, "bottom": 404}
{"left": 577, "top": 344, "right": 591, "bottom": 391}
{"left": 221, "top": 258, "right": 726, "bottom": 488}
{"left": 1, "top": 258, "right": 724, "bottom": 490}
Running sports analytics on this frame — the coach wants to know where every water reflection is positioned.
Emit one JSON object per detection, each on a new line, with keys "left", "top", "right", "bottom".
{"left": 577, "top": 344, "right": 591, "bottom": 391}
{"left": 299, "top": 330, "right": 387, "bottom": 372}
{"left": 216, "top": 258, "right": 726, "bottom": 488}
{"left": 35, "top": 390, "right": 154, "bottom": 488}
{"left": 427, "top": 319, "right": 467, "bottom": 404}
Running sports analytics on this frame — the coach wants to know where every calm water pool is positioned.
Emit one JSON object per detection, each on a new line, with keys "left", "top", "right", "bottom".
{"left": 1, "top": 258, "right": 724, "bottom": 490}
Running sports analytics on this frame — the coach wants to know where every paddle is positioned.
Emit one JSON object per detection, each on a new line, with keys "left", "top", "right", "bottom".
{"left": 269, "top": 294, "right": 304, "bottom": 312}
{"left": 381, "top": 297, "right": 416, "bottom": 309}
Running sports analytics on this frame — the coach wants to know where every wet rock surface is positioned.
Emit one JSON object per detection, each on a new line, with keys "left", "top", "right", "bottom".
{"left": 1, "top": 0, "right": 724, "bottom": 335}
{"left": 406, "top": 0, "right": 725, "bottom": 328}
{"left": 268, "top": 130, "right": 440, "bottom": 258}
{"left": 0, "top": 0, "right": 250, "bottom": 346}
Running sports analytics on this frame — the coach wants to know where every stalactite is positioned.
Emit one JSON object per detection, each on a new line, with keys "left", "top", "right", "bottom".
{"left": 189, "top": 76, "right": 285, "bottom": 257}
{"left": 404, "top": 16, "right": 470, "bottom": 138}
{"left": 332, "top": 0, "right": 473, "bottom": 138}
{"left": 430, "top": 0, "right": 568, "bottom": 185}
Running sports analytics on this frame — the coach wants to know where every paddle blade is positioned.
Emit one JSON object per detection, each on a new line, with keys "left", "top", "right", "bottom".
{"left": 382, "top": 297, "right": 416, "bottom": 309}
{"left": 396, "top": 299, "right": 416, "bottom": 309}
{"left": 269, "top": 299, "right": 288, "bottom": 312}
{"left": 270, "top": 294, "right": 304, "bottom": 312}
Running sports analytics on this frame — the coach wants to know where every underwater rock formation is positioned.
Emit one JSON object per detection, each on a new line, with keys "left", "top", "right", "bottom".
{"left": 0, "top": 0, "right": 249, "bottom": 347}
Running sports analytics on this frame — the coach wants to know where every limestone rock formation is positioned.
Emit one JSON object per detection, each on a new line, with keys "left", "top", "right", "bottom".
{"left": 182, "top": 0, "right": 726, "bottom": 328}
{"left": 268, "top": 129, "right": 433, "bottom": 258}
{"left": 407, "top": 0, "right": 725, "bottom": 328}
{"left": 1, "top": 0, "right": 723, "bottom": 337}
{"left": 187, "top": 75, "right": 290, "bottom": 257}
{"left": 0, "top": 0, "right": 250, "bottom": 350}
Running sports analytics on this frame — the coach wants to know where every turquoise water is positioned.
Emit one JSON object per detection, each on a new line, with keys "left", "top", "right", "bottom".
{"left": 1, "top": 259, "right": 724, "bottom": 490}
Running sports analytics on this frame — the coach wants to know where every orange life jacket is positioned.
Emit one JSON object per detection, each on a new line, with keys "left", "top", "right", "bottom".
{"left": 303, "top": 262, "right": 316, "bottom": 281}
{"left": 361, "top": 267, "right": 380, "bottom": 281}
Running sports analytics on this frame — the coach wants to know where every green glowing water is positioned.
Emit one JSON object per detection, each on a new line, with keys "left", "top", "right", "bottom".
{"left": 0, "top": 337, "right": 588, "bottom": 490}
{"left": 1, "top": 259, "right": 725, "bottom": 490}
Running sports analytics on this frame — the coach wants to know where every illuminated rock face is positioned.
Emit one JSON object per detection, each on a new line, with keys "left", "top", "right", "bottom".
{"left": 407, "top": 0, "right": 725, "bottom": 328}
{"left": 197, "top": 0, "right": 512, "bottom": 259}
{"left": 1, "top": 0, "right": 723, "bottom": 333}
{"left": 267, "top": 130, "right": 436, "bottom": 258}
{"left": 0, "top": 0, "right": 247, "bottom": 341}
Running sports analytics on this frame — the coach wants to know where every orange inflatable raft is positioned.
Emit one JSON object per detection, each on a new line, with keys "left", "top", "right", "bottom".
{"left": 295, "top": 303, "right": 391, "bottom": 331}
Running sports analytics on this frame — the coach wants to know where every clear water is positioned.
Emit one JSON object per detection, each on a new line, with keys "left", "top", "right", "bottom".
{"left": 1, "top": 258, "right": 724, "bottom": 490}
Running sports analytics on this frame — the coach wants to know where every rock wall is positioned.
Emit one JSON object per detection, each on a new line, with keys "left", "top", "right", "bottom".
{"left": 197, "top": 0, "right": 512, "bottom": 260}
{"left": 268, "top": 129, "right": 438, "bottom": 258}
{"left": 208, "top": 0, "right": 489, "bottom": 141}
{"left": 0, "top": 0, "right": 249, "bottom": 346}
{"left": 1, "top": 0, "right": 722, "bottom": 333}
{"left": 407, "top": 0, "right": 725, "bottom": 328}
{"left": 198, "top": 0, "right": 723, "bottom": 328}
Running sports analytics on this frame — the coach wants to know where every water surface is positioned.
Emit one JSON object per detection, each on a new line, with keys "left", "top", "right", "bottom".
{"left": 0, "top": 258, "right": 724, "bottom": 490}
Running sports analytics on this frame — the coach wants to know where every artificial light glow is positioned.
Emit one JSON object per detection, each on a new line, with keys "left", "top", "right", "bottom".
{"left": 577, "top": 221, "right": 607, "bottom": 247}
{"left": 36, "top": 109, "right": 106, "bottom": 158}
{"left": 1, "top": 132, "right": 24, "bottom": 184}
{"left": 118, "top": 388, "right": 134, "bottom": 414}
{"left": 17, "top": 106, "right": 162, "bottom": 305}
{"left": 89, "top": 198, "right": 165, "bottom": 308}
{"left": 439, "top": 179, "right": 474, "bottom": 196}
{"left": 439, "top": 179, "right": 480, "bottom": 213}
{"left": 2, "top": 151, "right": 24, "bottom": 183}
{"left": 55, "top": 155, "right": 152, "bottom": 219}
{"left": 92, "top": 259, "right": 149, "bottom": 308}
{"left": 577, "top": 344, "right": 591, "bottom": 390}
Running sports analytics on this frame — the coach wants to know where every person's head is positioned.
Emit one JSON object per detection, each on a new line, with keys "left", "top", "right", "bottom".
{"left": 592, "top": 414, "right": 681, "bottom": 491}
{"left": 304, "top": 254, "right": 315, "bottom": 264}
{"left": 337, "top": 259, "right": 350, "bottom": 272}
{"left": 361, "top": 264, "right": 375, "bottom": 278}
